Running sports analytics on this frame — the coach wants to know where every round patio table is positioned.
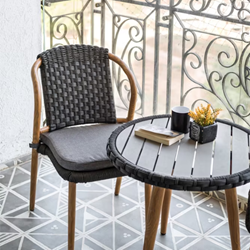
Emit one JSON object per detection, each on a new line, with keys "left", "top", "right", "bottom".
{"left": 107, "top": 114, "right": 250, "bottom": 250}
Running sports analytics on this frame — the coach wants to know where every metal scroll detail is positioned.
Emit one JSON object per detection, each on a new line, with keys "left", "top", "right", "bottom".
{"left": 181, "top": 28, "right": 250, "bottom": 126}
{"left": 42, "top": 0, "right": 250, "bottom": 127}
{"left": 112, "top": 16, "right": 145, "bottom": 114}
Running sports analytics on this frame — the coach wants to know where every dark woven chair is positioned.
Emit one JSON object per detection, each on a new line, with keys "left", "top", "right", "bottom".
{"left": 29, "top": 44, "right": 137, "bottom": 250}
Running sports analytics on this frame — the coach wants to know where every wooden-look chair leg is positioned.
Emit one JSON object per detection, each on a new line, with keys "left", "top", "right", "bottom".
{"left": 68, "top": 182, "right": 76, "bottom": 250}
{"left": 30, "top": 149, "right": 39, "bottom": 211}
{"left": 161, "top": 189, "right": 172, "bottom": 235}
{"left": 225, "top": 188, "right": 241, "bottom": 250}
{"left": 115, "top": 177, "right": 122, "bottom": 196}
{"left": 145, "top": 183, "right": 152, "bottom": 220}
{"left": 143, "top": 186, "right": 165, "bottom": 250}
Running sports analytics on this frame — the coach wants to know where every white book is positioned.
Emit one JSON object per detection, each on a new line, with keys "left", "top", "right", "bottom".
{"left": 135, "top": 124, "right": 184, "bottom": 146}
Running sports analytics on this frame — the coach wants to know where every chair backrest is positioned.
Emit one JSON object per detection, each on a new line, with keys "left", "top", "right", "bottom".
{"left": 38, "top": 44, "right": 116, "bottom": 131}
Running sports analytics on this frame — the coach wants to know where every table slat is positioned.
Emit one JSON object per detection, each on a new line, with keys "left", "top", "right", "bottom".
{"left": 122, "top": 120, "right": 153, "bottom": 164}
{"left": 116, "top": 125, "right": 134, "bottom": 153}
{"left": 192, "top": 141, "right": 213, "bottom": 178}
{"left": 137, "top": 118, "right": 170, "bottom": 170}
{"left": 232, "top": 127, "right": 249, "bottom": 174}
{"left": 154, "top": 118, "right": 178, "bottom": 175}
{"left": 173, "top": 135, "right": 196, "bottom": 177}
{"left": 212, "top": 123, "right": 231, "bottom": 176}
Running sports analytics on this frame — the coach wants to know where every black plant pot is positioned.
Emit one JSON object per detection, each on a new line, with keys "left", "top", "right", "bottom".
{"left": 189, "top": 122, "right": 218, "bottom": 144}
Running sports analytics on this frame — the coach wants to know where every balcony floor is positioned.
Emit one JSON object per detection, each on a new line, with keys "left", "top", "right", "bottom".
{"left": 0, "top": 156, "right": 249, "bottom": 250}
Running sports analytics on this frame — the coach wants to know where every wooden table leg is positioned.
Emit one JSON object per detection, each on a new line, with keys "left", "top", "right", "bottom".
{"left": 225, "top": 188, "right": 240, "bottom": 250}
{"left": 161, "top": 189, "right": 172, "bottom": 235}
{"left": 143, "top": 186, "right": 165, "bottom": 250}
{"left": 145, "top": 183, "right": 152, "bottom": 220}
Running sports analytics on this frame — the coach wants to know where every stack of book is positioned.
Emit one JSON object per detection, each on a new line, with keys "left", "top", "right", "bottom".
{"left": 135, "top": 124, "right": 184, "bottom": 146}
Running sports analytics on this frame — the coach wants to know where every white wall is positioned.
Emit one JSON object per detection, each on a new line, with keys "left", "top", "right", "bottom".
{"left": 0, "top": 0, "right": 41, "bottom": 163}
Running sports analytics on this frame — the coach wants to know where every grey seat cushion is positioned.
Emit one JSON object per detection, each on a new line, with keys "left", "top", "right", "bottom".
{"left": 40, "top": 123, "right": 120, "bottom": 171}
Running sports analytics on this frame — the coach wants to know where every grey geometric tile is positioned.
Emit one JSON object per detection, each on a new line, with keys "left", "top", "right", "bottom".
{"left": 77, "top": 182, "right": 107, "bottom": 191}
{"left": 114, "top": 195, "right": 138, "bottom": 216}
{"left": 193, "top": 193, "right": 209, "bottom": 203}
{"left": 84, "top": 238, "right": 108, "bottom": 250}
{"left": 115, "top": 222, "right": 141, "bottom": 249}
{"left": 97, "top": 179, "right": 113, "bottom": 189}
{"left": 13, "top": 179, "right": 57, "bottom": 200}
{"left": 199, "top": 197, "right": 226, "bottom": 218}
{"left": 118, "top": 207, "right": 142, "bottom": 232}
{"left": 20, "top": 237, "right": 44, "bottom": 250}
{"left": 175, "top": 236, "right": 199, "bottom": 250}
{"left": 76, "top": 190, "right": 108, "bottom": 203}
{"left": 125, "top": 239, "right": 167, "bottom": 250}
{"left": 0, "top": 220, "right": 19, "bottom": 233}
{"left": 30, "top": 234, "right": 67, "bottom": 249}
{"left": 12, "top": 183, "right": 30, "bottom": 200}
{"left": 5, "top": 218, "right": 50, "bottom": 232}
{"left": 0, "top": 237, "right": 21, "bottom": 250}
{"left": 1, "top": 192, "right": 27, "bottom": 215}
{"left": 196, "top": 208, "right": 224, "bottom": 233}
{"left": 173, "top": 190, "right": 193, "bottom": 203}
{"left": 0, "top": 167, "right": 14, "bottom": 187}
{"left": 88, "top": 222, "right": 140, "bottom": 249}
{"left": 40, "top": 171, "right": 62, "bottom": 188}
{"left": 186, "top": 238, "right": 228, "bottom": 249}
{"left": 120, "top": 181, "right": 139, "bottom": 202}
{"left": 18, "top": 161, "right": 34, "bottom": 173}
{"left": 10, "top": 168, "right": 30, "bottom": 187}
{"left": 210, "top": 223, "right": 250, "bottom": 236}
{"left": 175, "top": 209, "right": 202, "bottom": 233}
{"left": 89, "top": 194, "right": 114, "bottom": 216}
{"left": 155, "top": 225, "right": 175, "bottom": 249}
{"left": 59, "top": 237, "right": 83, "bottom": 250}
{"left": 36, "top": 193, "right": 60, "bottom": 216}
{"left": 170, "top": 196, "right": 192, "bottom": 218}
{"left": 84, "top": 207, "right": 109, "bottom": 232}
{"left": 88, "top": 222, "right": 114, "bottom": 249}
{"left": 7, "top": 205, "right": 49, "bottom": 218}
{"left": 172, "top": 223, "right": 198, "bottom": 236}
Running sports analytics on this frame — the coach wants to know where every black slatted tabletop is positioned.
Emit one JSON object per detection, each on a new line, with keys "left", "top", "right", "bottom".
{"left": 107, "top": 115, "right": 250, "bottom": 191}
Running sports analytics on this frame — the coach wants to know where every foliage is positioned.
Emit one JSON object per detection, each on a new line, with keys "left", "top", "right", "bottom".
{"left": 188, "top": 104, "right": 222, "bottom": 127}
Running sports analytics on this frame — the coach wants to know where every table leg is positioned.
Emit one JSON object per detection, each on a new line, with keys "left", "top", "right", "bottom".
{"left": 143, "top": 186, "right": 165, "bottom": 250}
{"left": 161, "top": 189, "right": 172, "bottom": 235}
{"left": 225, "top": 188, "right": 240, "bottom": 250}
{"left": 144, "top": 183, "right": 152, "bottom": 220}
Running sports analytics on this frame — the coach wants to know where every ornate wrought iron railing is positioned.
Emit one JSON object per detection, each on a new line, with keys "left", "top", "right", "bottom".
{"left": 42, "top": 0, "right": 250, "bottom": 128}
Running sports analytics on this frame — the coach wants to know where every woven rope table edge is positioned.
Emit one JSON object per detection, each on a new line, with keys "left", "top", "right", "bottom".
{"left": 107, "top": 114, "right": 250, "bottom": 191}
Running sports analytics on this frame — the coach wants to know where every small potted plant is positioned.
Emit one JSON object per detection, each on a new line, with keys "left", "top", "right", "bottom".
{"left": 188, "top": 104, "right": 222, "bottom": 144}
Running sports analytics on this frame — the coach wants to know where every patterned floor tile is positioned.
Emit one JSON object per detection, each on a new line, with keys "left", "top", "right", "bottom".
{"left": 170, "top": 196, "right": 192, "bottom": 218}
{"left": 0, "top": 156, "right": 249, "bottom": 250}
{"left": 0, "top": 237, "right": 21, "bottom": 250}
{"left": 118, "top": 207, "right": 142, "bottom": 232}
{"left": 174, "top": 208, "right": 202, "bottom": 234}
{"left": 186, "top": 238, "right": 229, "bottom": 249}
{"left": 20, "top": 237, "right": 45, "bottom": 250}
{"left": 198, "top": 197, "right": 226, "bottom": 218}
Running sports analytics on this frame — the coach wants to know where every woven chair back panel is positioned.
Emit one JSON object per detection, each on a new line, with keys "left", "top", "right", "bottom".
{"left": 38, "top": 45, "right": 116, "bottom": 131}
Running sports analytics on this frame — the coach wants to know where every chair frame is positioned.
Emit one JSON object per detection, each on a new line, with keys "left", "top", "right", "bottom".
{"left": 30, "top": 52, "right": 137, "bottom": 250}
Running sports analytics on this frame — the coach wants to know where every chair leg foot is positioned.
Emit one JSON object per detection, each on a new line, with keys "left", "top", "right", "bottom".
{"left": 68, "top": 182, "right": 76, "bottom": 250}
{"left": 115, "top": 177, "right": 122, "bottom": 196}
{"left": 30, "top": 150, "right": 39, "bottom": 211}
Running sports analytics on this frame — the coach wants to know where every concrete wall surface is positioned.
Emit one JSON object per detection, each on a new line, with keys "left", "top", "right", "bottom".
{"left": 0, "top": 0, "right": 41, "bottom": 163}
